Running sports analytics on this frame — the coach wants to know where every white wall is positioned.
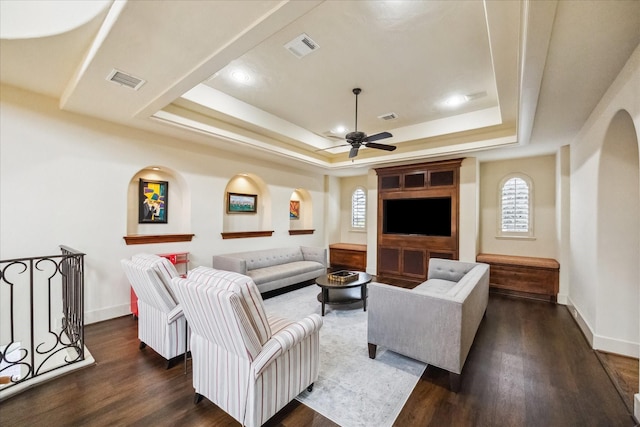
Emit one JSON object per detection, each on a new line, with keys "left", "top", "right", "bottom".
{"left": 0, "top": 85, "right": 327, "bottom": 324}
{"left": 459, "top": 157, "right": 480, "bottom": 262}
{"left": 569, "top": 45, "right": 640, "bottom": 360}
{"left": 479, "top": 154, "right": 558, "bottom": 258}
{"left": 556, "top": 145, "right": 571, "bottom": 304}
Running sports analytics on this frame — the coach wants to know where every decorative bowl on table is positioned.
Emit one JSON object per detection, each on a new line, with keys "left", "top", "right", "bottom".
{"left": 327, "top": 270, "right": 358, "bottom": 283}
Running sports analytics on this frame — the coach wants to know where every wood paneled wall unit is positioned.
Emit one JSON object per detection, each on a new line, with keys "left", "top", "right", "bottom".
{"left": 375, "top": 159, "right": 462, "bottom": 283}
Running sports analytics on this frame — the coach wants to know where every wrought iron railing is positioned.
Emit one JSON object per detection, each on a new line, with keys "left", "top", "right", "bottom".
{"left": 0, "top": 246, "right": 85, "bottom": 392}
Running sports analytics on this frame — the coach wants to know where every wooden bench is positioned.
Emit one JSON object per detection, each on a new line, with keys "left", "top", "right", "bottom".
{"left": 476, "top": 253, "right": 560, "bottom": 302}
{"left": 329, "top": 243, "right": 367, "bottom": 271}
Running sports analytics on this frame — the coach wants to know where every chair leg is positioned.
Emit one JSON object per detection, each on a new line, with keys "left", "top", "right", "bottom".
{"left": 194, "top": 393, "right": 203, "bottom": 404}
{"left": 368, "top": 343, "right": 377, "bottom": 359}
{"left": 139, "top": 341, "right": 146, "bottom": 350}
{"left": 307, "top": 383, "right": 314, "bottom": 392}
{"left": 449, "top": 372, "right": 461, "bottom": 393}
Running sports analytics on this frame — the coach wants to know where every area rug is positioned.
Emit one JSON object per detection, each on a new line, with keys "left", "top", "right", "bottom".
{"left": 263, "top": 284, "right": 426, "bottom": 427}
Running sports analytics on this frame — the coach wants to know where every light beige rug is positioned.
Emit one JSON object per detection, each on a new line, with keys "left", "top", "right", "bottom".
{"left": 263, "top": 284, "right": 426, "bottom": 427}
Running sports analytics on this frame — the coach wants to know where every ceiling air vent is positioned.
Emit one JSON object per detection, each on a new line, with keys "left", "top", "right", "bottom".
{"left": 284, "top": 33, "right": 319, "bottom": 58}
{"left": 378, "top": 112, "right": 398, "bottom": 121}
{"left": 106, "top": 69, "right": 145, "bottom": 90}
{"left": 464, "top": 91, "right": 487, "bottom": 101}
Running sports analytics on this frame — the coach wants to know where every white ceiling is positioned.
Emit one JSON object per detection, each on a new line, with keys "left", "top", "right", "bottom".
{"left": 1, "top": 0, "right": 639, "bottom": 176}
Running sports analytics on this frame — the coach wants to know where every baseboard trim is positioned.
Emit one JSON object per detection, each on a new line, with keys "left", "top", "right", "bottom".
{"left": 594, "top": 335, "right": 640, "bottom": 358}
{"left": 85, "top": 303, "right": 130, "bottom": 325}
{"left": 557, "top": 293, "right": 568, "bottom": 305}
{"left": 566, "top": 297, "right": 593, "bottom": 347}
{"left": 566, "top": 297, "right": 639, "bottom": 358}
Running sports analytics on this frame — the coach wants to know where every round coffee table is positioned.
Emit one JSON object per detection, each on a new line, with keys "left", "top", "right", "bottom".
{"left": 315, "top": 271, "right": 372, "bottom": 316}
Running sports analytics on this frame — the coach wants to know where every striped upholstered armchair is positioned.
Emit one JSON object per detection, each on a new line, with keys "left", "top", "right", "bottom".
{"left": 121, "top": 254, "right": 188, "bottom": 368}
{"left": 171, "top": 267, "right": 322, "bottom": 427}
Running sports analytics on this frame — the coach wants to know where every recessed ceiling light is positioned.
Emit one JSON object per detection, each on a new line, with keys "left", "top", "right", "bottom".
{"left": 443, "top": 94, "right": 467, "bottom": 107}
{"left": 333, "top": 125, "right": 347, "bottom": 134}
{"left": 231, "top": 70, "right": 250, "bottom": 84}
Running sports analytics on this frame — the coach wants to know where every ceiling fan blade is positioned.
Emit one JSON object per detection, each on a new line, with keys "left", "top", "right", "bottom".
{"left": 349, "top": 145, "right": 360, "bottom": 158}
{"left": 364, "top": 131, "right": 393, "bottom": 142}
{"left": 365, "top": 142, "right": 397, "bottom": 152}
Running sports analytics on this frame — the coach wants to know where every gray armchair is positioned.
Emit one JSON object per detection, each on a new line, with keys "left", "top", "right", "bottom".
{"left": 367, "top": 258, "right": 489, "bottom": 391}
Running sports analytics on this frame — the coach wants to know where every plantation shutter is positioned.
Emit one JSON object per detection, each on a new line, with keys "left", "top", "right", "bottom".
{"left": 352, "top": 188, "right": 366, "bottom": 229}
{"left": 501, "top": 177, "right": 529, "bottom": 232}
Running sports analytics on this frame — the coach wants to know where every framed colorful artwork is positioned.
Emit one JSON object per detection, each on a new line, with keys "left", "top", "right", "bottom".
{"left": 139, "top": 179, "right": 168, "bottom": 223}
{"left": 290, "top": 200, "right": 300, "bottom": 219}
{"left": 227, "top": 192, "right": 257, "bottom": 213}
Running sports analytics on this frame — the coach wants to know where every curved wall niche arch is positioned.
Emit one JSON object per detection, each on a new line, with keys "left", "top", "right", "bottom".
{"left": 289, "top": 188, "right": 314, "bottom": 234}
{"left": 596, "top": 109, "right": 639, "bottom": 357}
{"left": 125, "top": 166, "right": 193, "bottom": 243}
{"left": 223, "top": 173, "right": 272, "bottom": 237}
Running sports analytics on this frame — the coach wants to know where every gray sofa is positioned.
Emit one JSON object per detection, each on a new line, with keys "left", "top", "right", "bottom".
{"left": 211, "top": 246, "right": 327, "bottom": 293}
{"left": 367, "top": 258, "right": 489, "bottom": 391}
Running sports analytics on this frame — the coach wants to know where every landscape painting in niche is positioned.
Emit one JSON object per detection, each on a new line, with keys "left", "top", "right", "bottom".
{"left": 290, "top": 200, "right": 300, "bottom": 219}
{"left": 227, "top": 192, "right": 257, "bottom": 213}
{"left": 139, "top": 179, "right": 168, "bottom": 223}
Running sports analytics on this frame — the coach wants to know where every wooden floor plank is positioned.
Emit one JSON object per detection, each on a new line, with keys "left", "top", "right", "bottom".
{"left": 0, "top": 293, "right": 636, "bottom": 426}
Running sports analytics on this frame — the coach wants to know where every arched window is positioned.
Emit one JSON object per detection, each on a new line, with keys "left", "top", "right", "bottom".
{"left": 499, "top": 174, "right": 533, "bottom": 237}
{"left": 351, "top": 187, "right": 366, "bottom": 229}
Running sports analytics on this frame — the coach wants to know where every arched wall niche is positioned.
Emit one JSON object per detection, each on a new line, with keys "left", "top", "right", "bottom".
{"left": 289, "top": 188, "right": 313, "bottom": 230}
{"left": 223, "top": 173, "right": 271, "bottom": 232}
{"left": 596, "top": 109, "right": 639, "bottom": 358}
{"left": 126, "top": 166, "right": 191, "bottom": 235}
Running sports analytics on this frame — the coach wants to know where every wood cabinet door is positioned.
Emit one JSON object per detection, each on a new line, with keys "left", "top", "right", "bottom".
{"left": 378, "top": 246, "right": 401, "bottom": 275}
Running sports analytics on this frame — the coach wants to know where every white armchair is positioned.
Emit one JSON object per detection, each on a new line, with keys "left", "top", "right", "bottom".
{"left": 121, "top": 254, "right": 188, "bottom": 368}
{"left": 171, "top": 267, "right": 322, "bottom": 427}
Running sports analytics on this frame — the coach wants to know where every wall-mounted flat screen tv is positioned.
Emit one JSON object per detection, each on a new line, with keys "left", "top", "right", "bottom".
{"left": 383, "top": 197, "right": 451, "bottom": 236}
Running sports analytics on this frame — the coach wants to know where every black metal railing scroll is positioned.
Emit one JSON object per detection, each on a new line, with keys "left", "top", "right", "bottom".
{"left": 0, "top": 246, "right": 85, "bottom": 392}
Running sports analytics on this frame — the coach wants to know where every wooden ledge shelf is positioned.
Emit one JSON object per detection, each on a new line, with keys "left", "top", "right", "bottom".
{"left": 221, "top": 230, "right": 274, "bottom": 240}
{"left": 123, "top": 234, "right": 195, "bottom": 245}
{"left": 289, "top": 229, "right": 315, "bottom": 235}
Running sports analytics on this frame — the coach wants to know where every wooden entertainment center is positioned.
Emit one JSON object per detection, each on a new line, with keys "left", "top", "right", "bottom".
{"left": 375, "top": 159, "right": 462, "bottom": 283}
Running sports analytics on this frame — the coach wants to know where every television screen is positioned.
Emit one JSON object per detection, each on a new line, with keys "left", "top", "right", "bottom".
{"left": 383, "top": 197, "right": 451, "bottom": 236}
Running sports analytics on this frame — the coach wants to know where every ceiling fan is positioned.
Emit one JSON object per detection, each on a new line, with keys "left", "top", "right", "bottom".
{"left": 321, "top": 88, "right": 396, "bottom": 158}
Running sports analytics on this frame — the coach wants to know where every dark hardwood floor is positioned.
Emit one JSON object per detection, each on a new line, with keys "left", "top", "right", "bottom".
{"left": 0, "top": 289, "right": 637, "bottom": 426}
{"left": 597, "top": 351, "right": 639, "bottom": 415}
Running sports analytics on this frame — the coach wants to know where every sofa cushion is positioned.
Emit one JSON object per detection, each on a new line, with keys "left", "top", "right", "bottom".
{"left": 243, "top": 248, "right": 304, "bottom": 270}
{"left": 414, "top": 278, "right": 458, "bottom": 295}
{"left": 427, "top": 258, "right": 477, "bottom": 282}
{"left": 248, "top": 261, "right": 322, "bottom": 285}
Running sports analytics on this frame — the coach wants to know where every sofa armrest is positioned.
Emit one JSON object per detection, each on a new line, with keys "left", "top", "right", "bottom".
{"left": 301, "top": 246, "right": 327, "bottom": 268}
{"left": 167, "top": 304, "right": 184, "bottom": 324}
{"left": 367, "top": 283, "right": 464, "bottom": 373}
{"left": 252, "top": 314, "right": 322, "bottom": 377}
{"left": 428, "top": 258, "right": 480, "bottom": 282}
{"left": 211, "top": 255, "right": 247, "bottom": 275}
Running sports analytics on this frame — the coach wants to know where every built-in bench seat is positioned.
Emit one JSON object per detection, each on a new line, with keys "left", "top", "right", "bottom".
{"left": 476, "top": 253, "right": 560, "bottom": 302}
